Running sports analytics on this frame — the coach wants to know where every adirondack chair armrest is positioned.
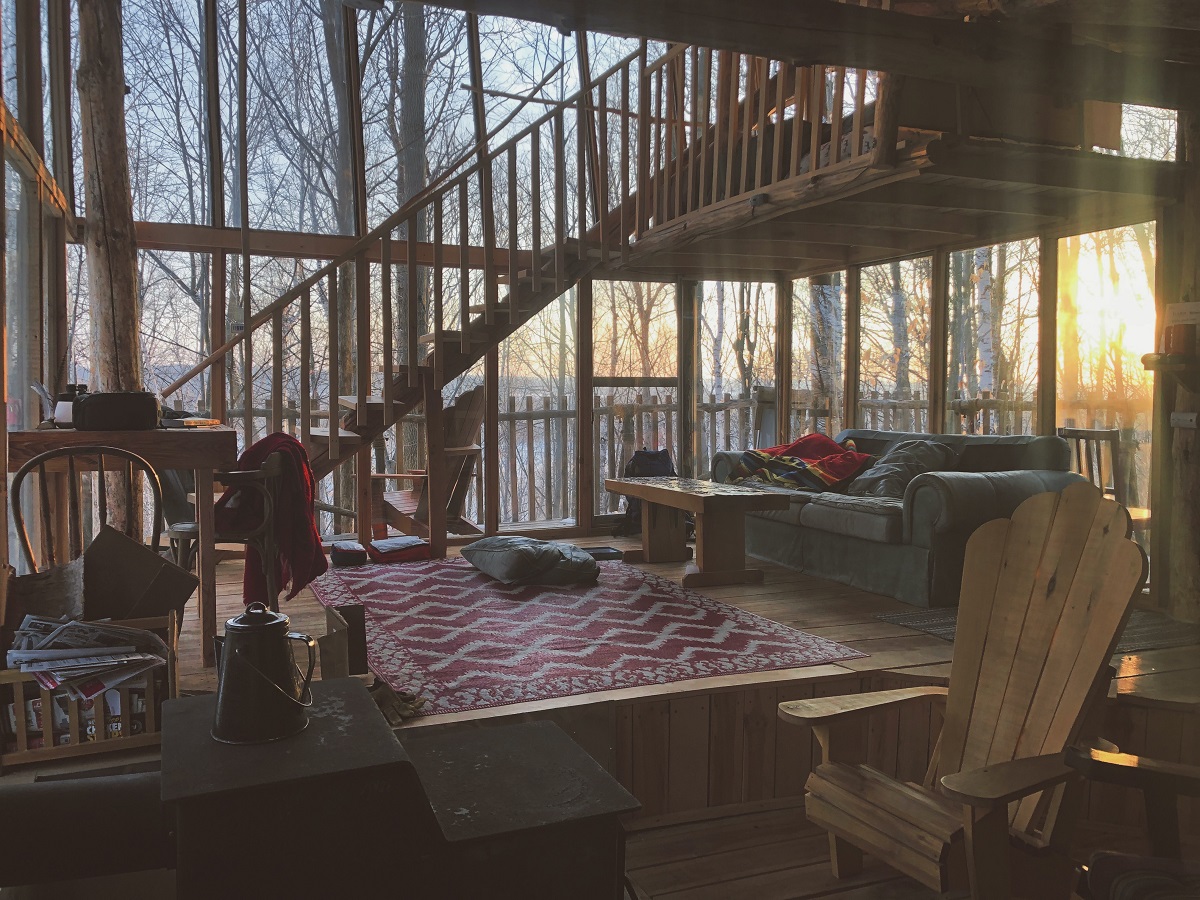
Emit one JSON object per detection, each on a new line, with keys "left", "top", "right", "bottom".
{"left": 1065, "top": 746, "right": 1200, "bottom": 797}
{"left": 939, "top": 753, "right": 1079, "bottom": 808}
{"left": 778, "top": 686, "right": 948, "bottom": 727}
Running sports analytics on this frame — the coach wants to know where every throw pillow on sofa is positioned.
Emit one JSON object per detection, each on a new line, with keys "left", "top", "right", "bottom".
{"left": 847, "top": 440, "right": 958, "bottom": 498}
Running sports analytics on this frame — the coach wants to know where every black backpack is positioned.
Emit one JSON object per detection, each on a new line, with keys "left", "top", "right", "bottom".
{"left": 613, "top": 448, "right": 676, "bottom": 537}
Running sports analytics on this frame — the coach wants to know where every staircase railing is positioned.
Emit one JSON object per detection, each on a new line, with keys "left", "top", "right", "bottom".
{"left": 160, "top": 46, "right": 645, "bottom": 462}
{"left": 625, "top": 47, "right": 883, "bottom": 239}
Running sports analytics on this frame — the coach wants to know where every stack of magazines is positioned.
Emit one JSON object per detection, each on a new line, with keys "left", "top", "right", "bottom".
{"left": 5, "top": 616, "right": 169, "bottom": 702}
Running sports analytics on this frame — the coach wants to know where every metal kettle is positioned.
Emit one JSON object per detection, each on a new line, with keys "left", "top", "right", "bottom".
{"left": 211, "top": 602, "right": 316, "bottom": 744}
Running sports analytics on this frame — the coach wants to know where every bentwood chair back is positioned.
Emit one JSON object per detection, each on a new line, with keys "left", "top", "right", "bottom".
{"left": 10, "top": 445, "right": 164, "bottom": 573}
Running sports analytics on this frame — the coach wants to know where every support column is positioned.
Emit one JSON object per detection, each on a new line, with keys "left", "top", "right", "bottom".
{"left": 676, "top": 279, "right": 698, "bottom": 477}
{"left": 1150, "top": 206, "right": 1178, "bottom": 610}
{"left": 843, "top": 267, "right": 862, "bottom": 430}
{"left": 774, "top": 276, "right": 793, "bottom": 442}
{"left": 485, "top": 347, "right": 500, "bottom": 535}
{"left": 577, "top": 279, "right": 595, "bottom": 530}
{"left": 1166, "top": 112, "right": 1200, "bottom": 622}
{"left": 1037, "top": 234, "right": 1059, "bottom": 436}
{"left": 929, "top": 248, "right": 949, "bottom": 433}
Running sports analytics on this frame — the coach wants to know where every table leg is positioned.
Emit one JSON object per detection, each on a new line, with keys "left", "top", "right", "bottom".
{"left": 683, "top": 511, "right": 764, "bottom": 587}
{"left": 196, "top": 468, "right": 217, "bottom": 668}
{"left": 622, "top": 501, "right": 692, "bottom": 564}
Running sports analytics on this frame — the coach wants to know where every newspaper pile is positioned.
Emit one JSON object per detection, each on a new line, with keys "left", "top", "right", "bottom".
{"left": 6, "top": 616, "right": 169, "bottom": 702}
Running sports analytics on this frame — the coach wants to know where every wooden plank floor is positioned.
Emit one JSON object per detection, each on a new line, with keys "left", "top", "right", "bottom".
{"left": 624, "top": 798, "right": 938, "bottom": 899}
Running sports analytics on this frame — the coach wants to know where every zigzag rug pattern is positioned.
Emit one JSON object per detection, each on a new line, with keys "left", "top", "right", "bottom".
{"left": 311, "top": 558, "right": 867, "bottom": 716}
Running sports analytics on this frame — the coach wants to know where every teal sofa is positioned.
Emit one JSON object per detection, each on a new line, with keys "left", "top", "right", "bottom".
{"left": 712, "top": 429, "right": 1083, "bottom": 608}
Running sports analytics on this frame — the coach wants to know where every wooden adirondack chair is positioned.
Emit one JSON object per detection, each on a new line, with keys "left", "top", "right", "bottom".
{"left": 369, "top": 385, "right": 487, "bottom": 540}
{"left": 778, "top": 482, "right": 1148, "bottom": 900}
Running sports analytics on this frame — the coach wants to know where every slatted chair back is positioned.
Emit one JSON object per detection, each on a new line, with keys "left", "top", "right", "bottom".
{"left": 11, "top": 446, "right": 165, "bottom": 573}
{"left": 933, "top": 481, "right": 1146, "bottom": 838}
{"left": 1057, "top": 427, "right": 1127, "bottom": 505}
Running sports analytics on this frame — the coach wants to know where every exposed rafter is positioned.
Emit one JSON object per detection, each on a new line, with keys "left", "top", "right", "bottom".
{"left": 422, "top": 0, "right": 1198, "bottom": 108}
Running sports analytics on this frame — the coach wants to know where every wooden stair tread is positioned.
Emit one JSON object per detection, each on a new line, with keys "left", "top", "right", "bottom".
{"left": 308, "top": 427, "right": 365, "bottom": 444}
{"left": 337, "top": 394, "right": 386, "bottom": 410}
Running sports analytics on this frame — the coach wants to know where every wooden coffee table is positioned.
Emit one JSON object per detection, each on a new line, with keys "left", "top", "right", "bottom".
{"left": 605, "top": 476, "right": 790, "bottom": 587}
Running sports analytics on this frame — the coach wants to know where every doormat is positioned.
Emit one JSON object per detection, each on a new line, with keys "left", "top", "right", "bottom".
{"left": 311, "top": 558, "right": 866, "bottom": 716}
{"left": 877, "top": 608, "right": 1200, "bottom": 655}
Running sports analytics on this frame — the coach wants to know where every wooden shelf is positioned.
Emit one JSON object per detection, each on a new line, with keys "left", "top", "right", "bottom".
{"left": 1142, "top": 353, "right": 1200, "bottom": 393}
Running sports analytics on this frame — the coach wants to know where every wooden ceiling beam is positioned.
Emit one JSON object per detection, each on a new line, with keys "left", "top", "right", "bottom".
{"left": 925, "top": 139, "right": 1183, "bottom": 196}
{"left": 891, "top": 1, "right": 1200, "bottom": 33}
{"left": 132, "top": 220, "right": 532, "bottom": 270}
{"left": 424, "top": 0, "right": 1199, "bottom": 108}
{"left": 865, "top": 182, "right": 1070, "bottom": 217}
{"left": 763, "top": 202, "right": 987, "bottom": 236}
{"left": 701, "top": 226, "right": 935, "bottom": 252}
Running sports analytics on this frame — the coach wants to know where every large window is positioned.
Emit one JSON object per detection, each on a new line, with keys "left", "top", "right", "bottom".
{"left": 1057, "top": 226, "right": 1156, "bottom": 514}
{"left": 857, "top": 258, "right": 932, "bottom": 432}
{"left": 696, "top": 281, "right": 776, "bottom": 463}
{"left": 946, "top": 241, "right": 1040, "bottom": 435}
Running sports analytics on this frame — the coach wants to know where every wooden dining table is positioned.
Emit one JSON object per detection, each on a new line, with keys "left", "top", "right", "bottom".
{"left": 9, "top": 426, "right": 239, "bottom": 668}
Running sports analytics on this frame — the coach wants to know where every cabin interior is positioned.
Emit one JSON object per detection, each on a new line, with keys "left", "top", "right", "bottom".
{"left": 1, "top": 1, "right": 1199, "bottom": 898}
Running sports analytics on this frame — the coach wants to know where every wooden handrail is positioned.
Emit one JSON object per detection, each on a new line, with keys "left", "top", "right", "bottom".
{"left": 163, "top": 48, "right": 639, "bottom": 399}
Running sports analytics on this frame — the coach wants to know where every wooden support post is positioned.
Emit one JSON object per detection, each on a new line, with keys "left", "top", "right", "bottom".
{"left": 203, "top": 0, "right": 226, "bottom": 422}
{"left": 774, "top": 277, "right": 793, "bottom": 443}
{"left": 1037, "top": 234, "right": 1059, "bottom": 436}
{"left": 870, "top": 72, "right": 905, "bottom": 170}
{"left": 1150, "top": 206, "right": 1178, "bottom": 610}
{"left": 423, "top": 376, "right": 448, "bottom": 559}
{"left": 844, "top": 266, "right": 862, "bottom": 430}
{"left": 485, "top": 346, "right": 500, "bottom": 535}
{"left": 930, "top": 247, "right": 949, "bottom": 433}
{"left": 1167, "top": 111, "right": 1200, "bottom": 622}
{"left": 577, "top": 278, "right": 595, "bottom": 531}
{"left": 676, "top": 279, "right": 698, "bottom": 478}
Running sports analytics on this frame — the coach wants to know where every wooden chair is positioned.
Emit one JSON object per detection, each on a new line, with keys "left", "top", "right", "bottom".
{"left": 11, "top": 445, "right": 164, "bottom": 571}
{"left": 1057, "top": 427, "right": 1151, "bottom": 532}
{"left": 369, "top": 385, "right": 487, "bottom": 540}
{"left": 778, "top": 482, "right": 1148, "bottom": 900}
{"left": 168, "top": 451, "right": 286, "bottom": 610}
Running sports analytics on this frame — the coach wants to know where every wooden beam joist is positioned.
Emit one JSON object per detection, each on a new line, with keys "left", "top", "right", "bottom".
{"left": 131, "top": 221, "right": 533, "bottom": 271}
{"left": 424, "top": 0, "right": 1200, "bottom": 109}
{"left": 924, "top": 138, "right": 1184, "bottom": 197}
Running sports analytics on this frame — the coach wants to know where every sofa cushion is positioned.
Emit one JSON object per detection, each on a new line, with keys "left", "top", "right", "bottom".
{"left": 799, "top": 494, "right": 905, "bottom": 544}
{"left": 742, "top": 481, "right": 820, "bottom": 526}
{"left": 847, "top": 440, "right": 958, "bottom": 498}
{"left": 834, "top": 429, "right": 1070, "bottom": 472}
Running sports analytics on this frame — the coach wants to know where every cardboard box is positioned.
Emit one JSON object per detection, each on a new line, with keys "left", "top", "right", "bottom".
{"left": 83, "top": 525, "right": 198, "bottom": 620}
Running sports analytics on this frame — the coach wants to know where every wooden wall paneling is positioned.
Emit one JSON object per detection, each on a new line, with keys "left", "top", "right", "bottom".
{"left": 774, "top": 683, "right": 816, "bottom": 797}
{"left": 808, "top": 676, "right": 864, "bottom": 774}
{"left": 616, "top": 702, "right": 635, "bottom": 792}
{"left": 1179, "top": 709, "right": 1200, "bottom": 834}
{"left": 667, "top": 695, "right": 711, "bottom": 812}
{"left": 866, "top": 698, "right": 902, "bottom": 779}
{"left": 707, "top": 690, "right": 746, "bottom": 807}
{"left": 632, "top": 700, "right": 672, "bottom": 816}
{"left": 741, "top": 686, "right": 778, "bottom": 802}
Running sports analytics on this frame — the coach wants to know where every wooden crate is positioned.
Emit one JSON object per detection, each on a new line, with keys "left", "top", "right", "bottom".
{"left": 0, "top": 612, "right": 178, "bottom": 772}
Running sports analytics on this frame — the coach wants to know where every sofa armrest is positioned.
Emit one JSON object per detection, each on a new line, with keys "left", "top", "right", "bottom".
{"left": 711, "top": 450, "right": 745, "bottom": 483}
{"left": 904, "top": 469, "right": 1086, "bottom": 548}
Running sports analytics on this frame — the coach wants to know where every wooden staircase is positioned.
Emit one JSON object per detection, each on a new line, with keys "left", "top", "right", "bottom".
{"left": 158, "top": 40, "right": 892, "bottom": 546}
{"left": 309, "top": 240, "right": 599, "bottom": 479}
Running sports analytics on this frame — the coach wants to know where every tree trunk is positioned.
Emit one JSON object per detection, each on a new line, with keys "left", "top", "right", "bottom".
{"left": 78, "top": 0, "right": 143, "bottom": 536}
{"left": 974, "top": 246, "right": 995, "bottom": 395}
{"left": 712, "top": 281, "right": 726, "bottom": 399}
{"left": 1058, "top": 234, "right": 1082, "bottom": 418}
{"left": 809, "top": 272, "right": 843, "bottom": 430}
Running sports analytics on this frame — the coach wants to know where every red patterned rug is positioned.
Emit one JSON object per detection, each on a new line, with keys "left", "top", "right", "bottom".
{"left": 310, "top": 558, "right": 866, "bottom": 716}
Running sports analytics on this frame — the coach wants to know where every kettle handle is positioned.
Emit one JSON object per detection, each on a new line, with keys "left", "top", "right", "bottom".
{"left": 287, "top": 632, "right": 317, "bottom": 703}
